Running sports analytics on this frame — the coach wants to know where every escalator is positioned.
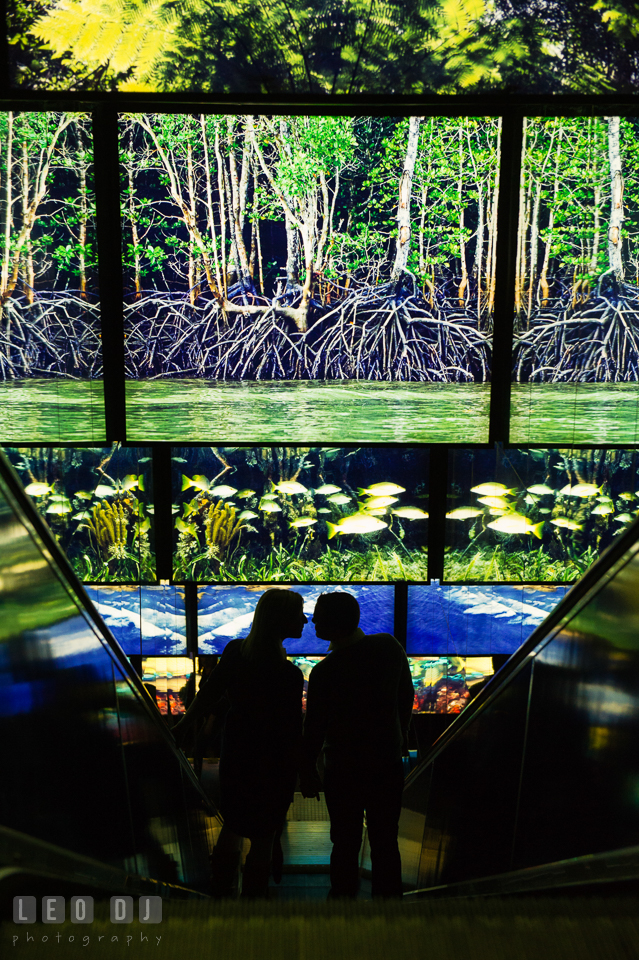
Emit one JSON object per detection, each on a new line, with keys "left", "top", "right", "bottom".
{"left": 0, "top": 449, "right": 220, "bottom": 901}
{"left": 394, "top": 507, "right": 639, "bottom": 899}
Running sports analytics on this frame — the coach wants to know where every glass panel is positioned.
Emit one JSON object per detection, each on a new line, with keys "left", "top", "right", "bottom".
{"left": 199, "top": 583, "right": 395, "bottom": 655}
{"left": 0, "top": 112, "right": 105, "bottom": 442}
{"left": 5, "top": 445, "right": 155, "bottom": 582}
{"left": 406, "top": 582, "right": 568, "bottom": 655}
{"left": 122, "top": 114, "right": 497, "bottom": 443}
{"left": 86, "top": 585, "right": 187, "bottom": 655}
{"left": 140, "top": 656, "right": 195, "bottom": 717}
{"left": 173, "top": 446, "right": 428, "bottom": 581}
{"left": 511, "top": 116, "right": 639, "bottom": 444}
{"left": 408, "top": 656, "right": 495, "bottom": 713}
{"left": 445, "top": 446, "right": 639, "bottom": 581}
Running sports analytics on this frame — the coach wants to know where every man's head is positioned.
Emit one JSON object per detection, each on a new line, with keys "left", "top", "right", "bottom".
{"left": 312, "top": 591, "right": 361, "bottom": 647}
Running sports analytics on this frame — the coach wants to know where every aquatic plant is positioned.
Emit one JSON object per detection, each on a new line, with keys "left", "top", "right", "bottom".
{"left": 204, "top": 500, "right": 245, "bottom": 564}
{"left": 86, "top": 500, "right": 128, "bottom": 560}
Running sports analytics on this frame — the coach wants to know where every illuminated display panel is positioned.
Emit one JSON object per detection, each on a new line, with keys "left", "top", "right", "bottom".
{"left": 408, "top": 656, "right": 495, "bottom": 714}
{"left": 122, "top": 114, "right": 497, "bottom": 443}
{"left": 5, "top": 446, "right": 155, "bottom": 582}
{"left": 511, "top": 116, "right": 639, "bottom": 444}
{"left": 86, "top": 585, "right": 186, "bottom": 655}
{"left": 406, "top": 583, "right": 567, "bottom": 655}
{"left": 172, "top": 446, "right": 428, "bottom": 582}
{"left": 0, "top": 113, "right": 105, "bottom": 442}
{"left": 288, "top": 656, "right": 324, "bottom": 712}
{"left": 445, "top": 447, "right": 639, "bottom": 582}
{"left": 198, "top": 584, "right": 395, "bottom": 655}
{"left": 9, "top": 4, "right": 637, "bottom": 96}
{"left": 141, "top": 657, "right": 194, "bottom": 716}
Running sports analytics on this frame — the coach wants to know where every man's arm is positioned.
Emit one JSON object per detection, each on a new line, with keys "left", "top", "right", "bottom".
{"left": 300, "top": 668, "right": 328, "bottom": 798}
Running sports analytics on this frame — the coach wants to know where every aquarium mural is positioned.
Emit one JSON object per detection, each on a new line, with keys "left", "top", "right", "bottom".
{"left": 445, "top": 446, "right": 639, "bottom": 582}
{"left": 5, "top": 445, "right": 155, "bottom": 582}
{"left": 141, "top": 657, "right": 194, "bottom": 716}
{"left": 406, "top": 582, "right": 568, "bottom": 655}
{"left": 172, "top": 446, "right": 428, "bottom": 582}
{"left": 511, "top": 116, "right": 639, "bottom": 444}
{"left": 409, "top": 656, "right": 494, "bottom": 713}
{"left": 121, "top": 114, "right": 497, "bottom": 442}
{"left": 10, "top": 0, "right": 639, "bottom": 96}
{"left": 85, "top": 585, "right": 186, "bottom": 655}
{"left": 0, "top": 112, "right": 105, "bottom": 442}
{"left": 198, "top": 584, "right": 395, "bottom": 655}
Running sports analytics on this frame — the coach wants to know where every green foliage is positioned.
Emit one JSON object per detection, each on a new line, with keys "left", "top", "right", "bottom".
{"left": 13, "top": 0, "right": 637, "bottom": 93}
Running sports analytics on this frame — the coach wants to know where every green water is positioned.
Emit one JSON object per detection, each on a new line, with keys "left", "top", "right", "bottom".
{"left": 125, "top": 380, "right": 491, "bottom": 442}
{"left": 510, "top": 383, "right": 639, "bottom": 444}
{"left": 0, "top": 380, "right": 106, "bottom": 442}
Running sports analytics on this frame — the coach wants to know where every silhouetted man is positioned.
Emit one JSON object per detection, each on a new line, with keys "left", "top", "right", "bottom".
{"left": 300, "top": 591, "right": 414, "bottom": 898}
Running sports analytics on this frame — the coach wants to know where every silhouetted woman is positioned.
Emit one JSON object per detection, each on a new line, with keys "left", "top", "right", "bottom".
{"left": 174, "top": 588, "right": 306, "bottom": 897}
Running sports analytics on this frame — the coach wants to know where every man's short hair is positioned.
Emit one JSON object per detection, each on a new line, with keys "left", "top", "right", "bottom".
{"left": 316, "top": 591, "right": 360, "bottom": 633}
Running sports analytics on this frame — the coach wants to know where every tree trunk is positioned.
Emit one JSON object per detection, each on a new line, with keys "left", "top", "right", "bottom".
{"left": 1, "top": 112, "right": 14, "bottom": 299}
{"left": 486, "top": 118, "right": 501, "bottom": 317}
{"left": 457, "top": 122, "right": 468, "bottom": 306}
{"left": 187, "top": 142, "right": 197, "bottom": 304}
{"left": 607, "top": 115, "right": 624, "bottom": 281}
{"left": 514, "top": 119, "right": 528, "bottom": 315}
{"left": 391, "top": 116, "right": 423, "bottom": 283}
{"left": 21, "top": 139, "right": 34, "bottom": 304}
{"left": 127, "top": 132, "right": 141, "bottom": 300}
{"left": 200, "top": 115, "right": 223, "bottom": 295}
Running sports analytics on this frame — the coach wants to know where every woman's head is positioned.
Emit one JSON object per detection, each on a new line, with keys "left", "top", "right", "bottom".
{"left": 240, "top": 589, "right": 307, "bottom": 663}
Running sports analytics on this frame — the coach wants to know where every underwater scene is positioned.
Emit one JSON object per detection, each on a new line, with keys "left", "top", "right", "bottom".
{"left": 445, "top": 447, "right": 639, "bottom": 582}
{"left": 172, "top": 446, "right": 428, "bottom": 582}
{"left": 512, "top": 117, "right": 639, "bottom": 444}
{"left": 85, "top": 585, "right": 186, "bottom": 656}
{"left": 409, "top": 656, "right": 495, "bottom": 713}
{"left": 198, "top": 584, "right": 395, "bottom": 656}
{"left": 5, "top": 445, "right": 155, "bottom": 582}
{"left": 406, "top": 583, "right": 567, "bottom": 655}
{"left": 141, "top": 657, "right": 193, "bottom": 716}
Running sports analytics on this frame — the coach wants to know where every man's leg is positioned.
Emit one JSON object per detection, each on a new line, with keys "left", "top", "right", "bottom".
{"left": 364, "top": 760, "right": 405, "bottom": 898}
{"left": 323, "top": 762, "right": 364, "bottom": 898}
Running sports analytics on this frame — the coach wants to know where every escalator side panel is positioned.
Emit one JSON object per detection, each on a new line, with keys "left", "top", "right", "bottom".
{"left": 513, "top": 551, "right": 639, "bottom": 869}
{"left": 405, "top": 662, "right": 533, "bottom": 888}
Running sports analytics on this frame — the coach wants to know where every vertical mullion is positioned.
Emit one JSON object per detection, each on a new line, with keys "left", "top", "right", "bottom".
{"left": 427, "top": 444, "right": 448, "bottom": 582}
{"left": 184, "top": 582, "right": 199, "bottom": 659}
{"left": 93, "top": 104, "right": 126, "bottom": 442}
{"left": 152, "top": 443, "right": 174, "bottom": 581}
{"left": 489, "top": 111, "right": 524, "bottom": 446}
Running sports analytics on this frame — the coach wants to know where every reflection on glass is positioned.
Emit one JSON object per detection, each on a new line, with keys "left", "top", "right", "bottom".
{"left": 407, "top": 582, "right": 567, "bottom": 655}
{"left": 5, "top": 445, "right": 155, "bottom": 582}
{"left": 122, "top": 115, "right": 497, "bottom": 442}
{"left": 409, "top": 656, "right": 494, "bottom": 713}
{"left": 86, "top": 585, "right": 186, "bottom": 655}
{"left": 512, "top": 117, "right": 639, "bottom": 444}
{"left": 173, "top": 446, "right": 428, "bottom": 582}
{"left": 0, "top": 112, "right": 104, "bottom": 442}
{"left": 445, "top": 446, "right": 639, "bottom": 581}
{"left": 141, "top": 657, "right": 195, "bottom": 717}
{"left": 198, "top": 584, "right": 395, "bottom": 655}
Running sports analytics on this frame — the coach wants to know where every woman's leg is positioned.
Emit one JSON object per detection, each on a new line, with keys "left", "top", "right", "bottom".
{"left": 241, "top": 833, "right": 275, "bottom": 898}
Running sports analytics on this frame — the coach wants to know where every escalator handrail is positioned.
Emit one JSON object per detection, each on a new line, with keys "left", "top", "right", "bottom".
{"left": 405, "top": 512, "right": 639, "bottom": 787}
{"left": 0, "top": 448, "right": 217, "bottom": 817}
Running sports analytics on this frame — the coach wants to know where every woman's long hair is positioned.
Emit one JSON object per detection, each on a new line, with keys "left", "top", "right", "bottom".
{"left": 240, "top": 589, "right": 304, "bottom": 665}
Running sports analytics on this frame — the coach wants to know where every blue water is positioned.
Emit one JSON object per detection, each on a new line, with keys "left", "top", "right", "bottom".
{"left": 85, "top": 585, "right": 187, "bottom": 656}
{"left": 406, "top": 582, "right": 568, "bottom": 655}
{"left": 198, "top": 584, "right": 395, "bottom": 655}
